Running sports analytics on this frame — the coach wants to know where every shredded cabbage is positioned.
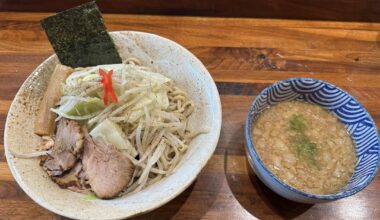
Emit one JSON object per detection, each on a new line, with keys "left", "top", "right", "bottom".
{"left": 57, "top": 97, "right": 104, "bottom": 116}
{"left": 90, "top": 119, "right": 138, "bottom": 157}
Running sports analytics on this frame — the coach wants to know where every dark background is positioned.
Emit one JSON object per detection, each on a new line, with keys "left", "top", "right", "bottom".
{"left": 0, "top": 0, "right": 379, "bottom": 22}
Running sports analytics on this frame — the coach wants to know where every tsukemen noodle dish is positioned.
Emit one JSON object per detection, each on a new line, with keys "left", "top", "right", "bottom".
{"left": 11, "top": 2, "right": 206, "bottom": 199}
{"left": 251, "top": 101, "right": 356, "bottom": 195}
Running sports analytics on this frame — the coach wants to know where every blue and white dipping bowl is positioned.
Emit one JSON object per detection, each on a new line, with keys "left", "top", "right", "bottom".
{"left": 245, "top": 78, "right": 380, "bottom": 203}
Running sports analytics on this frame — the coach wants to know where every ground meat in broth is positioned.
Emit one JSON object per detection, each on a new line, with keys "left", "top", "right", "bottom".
{"left": 251, "top": 101, "right": 356, "bottom": 195}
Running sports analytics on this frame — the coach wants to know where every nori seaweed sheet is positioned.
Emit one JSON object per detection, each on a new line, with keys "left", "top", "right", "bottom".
{"left": 40, "top": 1, "right": 122, "bottom": 67}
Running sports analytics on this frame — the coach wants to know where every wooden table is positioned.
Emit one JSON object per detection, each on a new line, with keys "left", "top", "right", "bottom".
{"left": 1, "top": 12, "right": 380, "bottom": 220}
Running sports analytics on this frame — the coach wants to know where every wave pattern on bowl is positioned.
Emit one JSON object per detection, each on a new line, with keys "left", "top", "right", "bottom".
{"left": 249, "top": 78, "right": 380, "bottom": 200}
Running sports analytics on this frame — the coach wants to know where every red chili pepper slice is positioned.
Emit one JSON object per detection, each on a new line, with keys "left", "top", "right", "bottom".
{"left": 99, "top": 69, "right": 118, "bottom": 106}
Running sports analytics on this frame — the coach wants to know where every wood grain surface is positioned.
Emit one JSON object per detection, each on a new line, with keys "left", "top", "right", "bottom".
{"left": 1, "top": 0, "right": 380, "bottom": 22}
{"left": 1, "top": 12, "right": 380, "bottom": 220}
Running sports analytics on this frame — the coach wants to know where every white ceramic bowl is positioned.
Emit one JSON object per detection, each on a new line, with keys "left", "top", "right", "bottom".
{"left": 4, "top": 31, "right": 222, "bottom": 219}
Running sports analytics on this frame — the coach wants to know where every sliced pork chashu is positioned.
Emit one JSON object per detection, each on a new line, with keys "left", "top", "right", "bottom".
{"left": 52, "top": 161, "right": 84, "bottom": 188}
{"left": 43, "top": 119, "right": 84, "bottom": 176}
{"left": 82, "top": 127, "right": 134, "bottom": 199}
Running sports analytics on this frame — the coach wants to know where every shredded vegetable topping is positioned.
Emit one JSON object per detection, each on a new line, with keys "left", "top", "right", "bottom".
{"left": 50, "top": 59, "right": 206, "bottom": 194}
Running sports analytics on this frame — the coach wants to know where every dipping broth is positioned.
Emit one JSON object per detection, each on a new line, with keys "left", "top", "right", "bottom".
{"left": 251, "top": 101, "right": 356, "bottom": 195}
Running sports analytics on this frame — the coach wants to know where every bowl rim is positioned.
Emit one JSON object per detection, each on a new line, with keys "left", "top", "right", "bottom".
{"left": 4, "top": 31, "right": 222, "bottom": 219}
{"left": 245, "top": 77, "right": 380, "bottom": 200}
